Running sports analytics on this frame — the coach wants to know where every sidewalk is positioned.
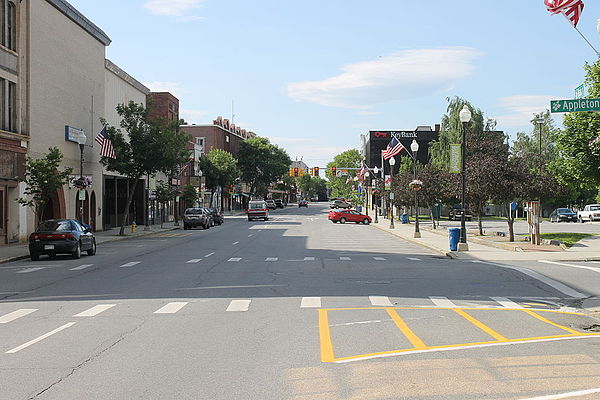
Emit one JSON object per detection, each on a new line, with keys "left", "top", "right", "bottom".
{"left": 370, "top": 216, "right": 600, "bottom": 262}
{"left": 0, "top": 222, "right": 181, "bottom": 264}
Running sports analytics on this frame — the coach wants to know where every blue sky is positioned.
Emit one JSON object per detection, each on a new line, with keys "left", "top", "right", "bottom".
{"left": 69, "top": 0, "right": 600, "bottom": 167}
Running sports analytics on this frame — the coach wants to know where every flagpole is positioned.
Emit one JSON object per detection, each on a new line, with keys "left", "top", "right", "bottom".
{"left": 573, "top": 26, "right": 600, "bottom": 58}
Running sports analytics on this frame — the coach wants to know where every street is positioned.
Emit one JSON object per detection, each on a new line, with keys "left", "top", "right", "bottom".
{"left": 1, "top": 204, "right": 599, "bottom": 400}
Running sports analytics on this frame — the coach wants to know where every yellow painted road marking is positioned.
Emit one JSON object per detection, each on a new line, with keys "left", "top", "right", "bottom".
{"left": 318, "top": 309, "right": 334, "bottom": 363}
{"left": 523, "top": 310, "right": 580, "bottom": 335}
{"left": 453, "top": 309, "right": 507, "bottom": 341}
{"left": 321, "top": 306, "right": 584, "bottom": 315}
{"left": 386, "top": 308, "right": 427, "bottom": 349}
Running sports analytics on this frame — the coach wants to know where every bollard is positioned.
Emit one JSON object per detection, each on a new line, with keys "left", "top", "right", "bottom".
{"left": 131, "top": 221, "right": 137, "bottom": 233}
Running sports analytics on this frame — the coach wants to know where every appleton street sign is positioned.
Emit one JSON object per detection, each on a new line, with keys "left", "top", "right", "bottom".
{"left": 550, "top": 98, "right": 600, "bottom": 113}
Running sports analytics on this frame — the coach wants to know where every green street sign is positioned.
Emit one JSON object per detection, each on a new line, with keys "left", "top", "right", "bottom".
{"left": 575, "top": 84, "right": 585, "bottom": 99}
{"left": 449, "top": 144, "right": 462, "bottom": 173}
{"left": 550, "top": 98, "right": 600, "bottom": 113}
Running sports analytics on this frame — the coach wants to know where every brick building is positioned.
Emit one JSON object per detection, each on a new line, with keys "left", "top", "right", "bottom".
{"left": 147, "top": 92, "right": 179, "bottom": 124}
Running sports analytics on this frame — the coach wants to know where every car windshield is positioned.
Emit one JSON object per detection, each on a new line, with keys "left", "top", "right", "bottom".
{"left": 557, "top": 208, "right": 573, "bottom": 213}
{"left": 185, "top": 208, "right": 202, "bottom": 214}
{"left": 37, "top": 220, "right": 71, "bottom": 232}
{"left": 590, "top": 205, "right": 600, "bottom": 211}
{"left": 249, "top": 202, "right": 265, "bottom": 208}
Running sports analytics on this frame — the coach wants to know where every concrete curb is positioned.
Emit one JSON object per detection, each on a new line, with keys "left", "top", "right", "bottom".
{"left": 370, "top": 222, "right": 456, "bottom": 259}
{"left": 0, "top": 225, "right": 180, "bottom": 264}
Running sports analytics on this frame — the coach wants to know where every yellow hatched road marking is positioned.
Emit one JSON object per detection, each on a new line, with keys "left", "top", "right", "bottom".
{"left": 321, "top": 306, "right": 585, "bottom": 315}
{"left": 523, "top": 309, "right": 580, "bottom": 334}
{"left": 318, "top": 309, "right": 335, "bottom": 363}
{"left": 453, "top": 309, "right": 507, "bottom": 341}
{"left": 386, "top": 308, "right": 427, "bottom": 349}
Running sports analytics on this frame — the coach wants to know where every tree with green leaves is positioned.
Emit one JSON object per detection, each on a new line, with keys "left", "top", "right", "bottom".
{"left": 550, "top": 60, "right": 600, "bottom": 203}
{"left": 326, "top": 149, "right": 362, "bottom": 199}
{"left": 155, "top": 181, "right": 175, "bottom": 228}
{"left": 414, "top": 163, "right": 452, "bottom": 229}
{"left": 17, "top": 147, "right": 73, "bottom": 223}
{"left": 182, "top": 184, "right": 199, "bottom": 208}
{"left": 237, "top": 137, "right": 291, "bottom": 198}
{"left": 100, "top": 101, "right": 190, "bottom": 235}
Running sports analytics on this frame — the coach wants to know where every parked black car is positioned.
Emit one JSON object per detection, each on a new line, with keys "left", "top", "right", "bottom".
{"left": 274, "top": 199, "right": 284, "bottom": 209}
{"left": 183, "top": 208, "right": 211, "bottom": 230}
{"left": 448, "top": 206, "right": 472, "bottom": 221}
{"left": 549, "top": 208, "right": 577, "bottom": 223}
{"left": 29, "top": 219, "right": 96, "bottom": 261}
{"left": 206, "top": 208, "right": 224, "bottom": 225}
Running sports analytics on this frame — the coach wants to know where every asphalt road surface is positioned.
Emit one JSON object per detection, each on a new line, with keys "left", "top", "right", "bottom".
{"left": 1, "top": 204, "right": 599, "bottom": 400}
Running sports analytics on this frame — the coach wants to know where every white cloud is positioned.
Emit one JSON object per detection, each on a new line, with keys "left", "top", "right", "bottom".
{"left": 492, "top": 95, "right": 557, "bottom": 128}
{"left": 143, "top": 0, "right": 204, "bottom": 20}
{"left": 180, "top": 108, "right": 209, "bottom": 123}
{"left": 286, "top": 47, "right": 481, "bottom": 108}
{"left": 143, "top": 81, "right": 185, "bottom": 98}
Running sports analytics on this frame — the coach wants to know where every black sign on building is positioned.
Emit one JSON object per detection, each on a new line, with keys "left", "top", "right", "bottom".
{"left": 362, "top": 125, "right": 440, "bottom": 176}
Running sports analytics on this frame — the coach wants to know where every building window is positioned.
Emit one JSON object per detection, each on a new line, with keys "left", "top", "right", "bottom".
{"left": 195, "top": 137, "right": 204, "bottom": 147}
{"left": 6, "top": 1, "right": 14, "bottom": 51}
{"left": 0, "top": 78, "right": 5, "bottom": 130}
{"left": 225, "top": 136, "right": 230, "bottom": 143}
{"left": 7, "top": 80, "right": 15, "bottom": 132}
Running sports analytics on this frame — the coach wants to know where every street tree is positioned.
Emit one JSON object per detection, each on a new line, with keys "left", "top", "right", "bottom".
{"left": 100, "top": 101, "right": 190, "bottom": 235}
{"left": 326, "top": 149, "right": 362, "bottom": 199}
{"left": 238, "top": 137, "right": 291, "bottom": 197}
{"left": 181, "top": 184, "right": 198, "bottom": 208}
{"left": 155, "top": 180, "right": 175, "bottom": 228}
{"left": 17, "top": 147, "right": 73, "bottom": 223}
{"left": 415, "top": 163, "right": 452, "bottom": 229}
{"left": 202, "top": 149, "right": 239, "bottom": 209}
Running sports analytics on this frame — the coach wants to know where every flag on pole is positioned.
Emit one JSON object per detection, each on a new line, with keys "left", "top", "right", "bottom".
{"left": 357, "top": 163, "right": 368, "bottom": 181}
{"left": 381, "top": 136, "right": 405, "bottom": 160}
{"left": 94, "top": 126, "right": 116, "bottom": 159}
{"left": 545, "top": 0, "right": 584, "bottom": 27}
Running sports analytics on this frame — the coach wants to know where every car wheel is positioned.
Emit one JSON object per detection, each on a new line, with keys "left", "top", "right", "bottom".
{"left": 72, "top": 242, "right": 81, "bottom": 259}
{"left": 87, "top": 240, "right": 96, "bottom": 256}
{"left": 339, "top": 217, "right": 346, "bottom": 224}
{"left": 579, "top": 216, "right": 584, "bottom": 223}
{"left": 30, "top": 252, "right": 39, "bottom": 261}
{"left": 264, "top": 217, "right": 269, "bottom": 221}
{"left": 363, "top": 218, "right": 370, "bottom": 225}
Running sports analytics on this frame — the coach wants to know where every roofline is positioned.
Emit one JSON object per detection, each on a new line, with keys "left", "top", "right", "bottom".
{"left": 105, "top": 59, "right": 150, "bottom": 95}
{"left": 46, "top": 0, "right": 112, "bottom": 46}
{"left": 180, "top": 124, "right": 256, "bottom": 140}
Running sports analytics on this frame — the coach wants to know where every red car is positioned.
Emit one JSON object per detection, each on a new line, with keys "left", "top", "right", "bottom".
{"left": 328, "top": 209, "right": 372, "bottom": 225}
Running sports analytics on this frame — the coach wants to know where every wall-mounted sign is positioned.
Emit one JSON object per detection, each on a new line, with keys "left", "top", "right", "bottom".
{"left": 78, "top": 189, "right": 86, "bottom": 201}
{"left": 65, "top": 126, "right": 87, "bottom": 145}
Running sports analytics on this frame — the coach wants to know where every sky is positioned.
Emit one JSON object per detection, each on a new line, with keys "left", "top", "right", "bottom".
{"left": 68, "top": 0, "right": 600, "bottom": 167}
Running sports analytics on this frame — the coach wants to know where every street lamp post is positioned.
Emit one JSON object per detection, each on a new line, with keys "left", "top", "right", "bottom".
{"left": 411, "top": 139, "right": 421, "bottom": 238}
{"left": 388, "top": 156, "right": 396, "bottom": 229}
{"left": 74, "top": 132, "right": 87, "bottom": 223}
{"left": 459, "top": 105, "right": 471, "bottom": 251}
{"left": 535, "top": 115, "right": 545, "bottom": 174}
{"left": 373, "top": 167, "right": 379, "bottom": 223}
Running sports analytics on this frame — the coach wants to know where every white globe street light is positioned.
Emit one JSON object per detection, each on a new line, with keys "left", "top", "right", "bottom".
{"left": 410, "top": 139, "right": 421, "bottom": 238}
{"left": 458, "top": 105, "right": 471, "bottom": 250}
{"left": 388, "top": 156, "right": 396, "bottom": 229}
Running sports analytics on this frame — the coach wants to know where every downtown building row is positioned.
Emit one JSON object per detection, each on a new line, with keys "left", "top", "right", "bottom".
{"left": 0, "top": 0, "right": 254, "bottom": 245}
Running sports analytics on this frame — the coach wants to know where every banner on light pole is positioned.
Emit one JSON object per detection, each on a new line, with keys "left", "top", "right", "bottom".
{"left": 450, "top": 144, "right": 462, "bottom": 173}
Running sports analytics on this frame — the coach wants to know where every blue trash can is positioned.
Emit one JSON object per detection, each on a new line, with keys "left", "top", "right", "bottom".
{"left": 401, "top": 213, "right": 408, "bottom": 224}
{"left": 449, "top": 228, "right": 461, "bottom": 251}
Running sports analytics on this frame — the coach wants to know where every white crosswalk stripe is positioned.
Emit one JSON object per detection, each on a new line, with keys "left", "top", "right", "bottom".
{"left": 304, "top": 257, "right": 315, "bottom": 261}
{"left": 228, "top": 258, "right": 241, "bottom": 262}
{"left": 265, "top": 257, "right": 278, "bottom": 262}
{"left": 373, "top": 257, "right": 386, "bottom": 261}
{"left": 429, "top": 296, "right": 458, "bottom": 308}
{"left": 70, "top": 264, "right": 93, "bottom": 271}
{"left": 119, "top": 261, "right": 141, "bottom": 268}
{"left": 16, "top": 267, "right": 45, "bottom": 274}
{"left": 339, "top": 257, "right": 352, "bottom": 261}
{"left": 491, "top": 297, "right": 523, "bottom": 309}
{"left": 154, "top": 302, "right": 189, "bottom": 314}
{"left": 6, "top": 323, "right": 76, "bottom": 354}
{"left": 186, "top": 259, "right": 202, "bottom": 263}
{"left": 369, "top": 296, "right": 393, "bottom": 306}
{"left": 407, "top": 257, "right": 421, "bottom": 261}
{"left": 300, "top": 297, "right": 321, "bottom": 308}
{"left": 0, "top": 309, "right": 37, "bottom": 324}
{"left": 74, "top": 304, "right": 116, "bottom": 317}
{"left": 226, "top": 300, "right": 251, "bottom": 312}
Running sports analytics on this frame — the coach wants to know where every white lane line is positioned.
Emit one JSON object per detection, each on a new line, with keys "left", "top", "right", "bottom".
{"left": 204, "top": 252, "right": 215, "bottom": 257}
{"left": 334, "top": 335, "right": 600, "bottom": 364}
{"left": 429, "top": 296, "right": 458, "bottom": 308}
{"left": 369, "top": 296, "right": 393, "bottom": 306}
{"left": 186, "top": 259, "right": 202, "bottom": 263}
{"left": 491, "top": 297, "right": 523, "bottom": 309}
{"left": 265, "top": 257, "right": 278, "bottom": 262}
{"left": 119, "top": 261, "right": 141, "bottom": 268}
{"left": 0, "top": 309, "right": 38, "bottom": 324}
{"left": 373, "top": 257, "right": 386, "bottom": 261}
{"left": 70, "top": 264, "right": 93, "bottom": 271}
{"left": 518, "top": 388, "right": 600, "bottom": 400}
{"left": 232, "top": 241, "right": 239, "bottom": 245}
{"left": 74, "top": 304, "right": 116, "bottom": 317}
{"left": 16, "top": 267, "right": 45, "bottom": 274}
{"left": 304, "top": 257, "right": 315, "bottom": 261}
{"left": 340, "top": 257, "right": 352, "bottom": 261}
{"left": 471, "top": 260, "right": 587, "bottom": 298}
{"left": 6, "top": 322, "right": 76, "bottom": 354}
{"left": 407, "top": 257, "right": 421, "bottom": 261}
{"left": 228, "top": 258, "right": 241, "bottom": 262}
{"left": 539, "top": 260, "right": 600, "bottom": 273}
{"left": 300, "top": 297, "right": 321, "bottom": 308}
{"left": 154, "top": 302, "right": 189, "bottom": 314}
{"left": 330, "top": 319, "right": 386, "bottom": 327}
{"left": 248, "top": 234, "right": 253, "bottom": 237}
{"left": 226, "top": 300, "right": 251, "bottom": 312}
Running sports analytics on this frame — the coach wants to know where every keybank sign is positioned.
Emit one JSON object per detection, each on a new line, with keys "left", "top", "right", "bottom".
{"left": 551, "top": 98, "right": 600, "bottom": 113}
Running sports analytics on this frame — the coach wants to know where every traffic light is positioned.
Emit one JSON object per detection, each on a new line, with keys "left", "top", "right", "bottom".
{"left": 293, "top": 168, "right": 299, "bottom": 177}
{"left": 314, "top": 167, "right": 319, "bottom": 176}
{"left": 309, "top": 168, "right": 314, "bottom": 176}
{"left": 289, "top": 168, "right": 294, "bottom": 177}
{"left": 331, "top": 167, "right": 336, "bottom": 176}
{"left": 299, "top": 168, "right": 305, "bottom": 177}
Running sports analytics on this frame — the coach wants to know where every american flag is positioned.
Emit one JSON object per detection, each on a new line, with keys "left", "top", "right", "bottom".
{"left": 94, "top": 126, "right": 116, "bottom": 159}
{"left": 545, "top": 0, "right": 584, "bottom": 27}
{"left": 381, "top": 136, "right": 405, "bottom": 160}
{"left": 357, "top": 163, "right": 368, "bottom": 180}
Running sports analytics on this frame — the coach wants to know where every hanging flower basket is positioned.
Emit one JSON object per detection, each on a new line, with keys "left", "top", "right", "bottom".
{"left": 409, "top": 179, "right": 423, "bottom": 191}
{"left": 590, "top": 136, "right": 600, "bottom": 155}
